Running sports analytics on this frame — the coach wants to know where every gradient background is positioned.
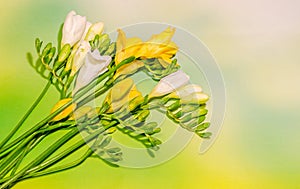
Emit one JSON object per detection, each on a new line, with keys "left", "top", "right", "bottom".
{"left": 0, "top": 0, "right": 299, "bottom": 188}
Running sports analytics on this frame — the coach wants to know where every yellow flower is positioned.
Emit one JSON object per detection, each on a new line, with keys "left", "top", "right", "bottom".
{"left": 104, "top": 78, "right": 144, "bottom": 113}
{"left": 115, "top": 27, "right": 178, "bottom": 65}
{"left": 139, "top": 27, "right": 178, "bottom": 63}
{"left": 115, "top": 29, "right": 143, "bottom": 65}
{"left": 50, "top": 98, "right": 76, "bottom": 121}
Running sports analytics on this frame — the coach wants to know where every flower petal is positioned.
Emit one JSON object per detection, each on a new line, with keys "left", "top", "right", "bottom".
{"left": 74, "top": 49, "right": 111, "bottom": 92}
{"left": 149, "top": 70, "right": 190, "bottom": 98}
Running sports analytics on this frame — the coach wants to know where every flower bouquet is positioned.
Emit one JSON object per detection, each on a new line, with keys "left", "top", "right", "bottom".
{"left": 0, "top": 11, "right": 211, "bottom": 188}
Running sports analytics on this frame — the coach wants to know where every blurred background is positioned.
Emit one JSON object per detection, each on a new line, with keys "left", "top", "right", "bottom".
{"left": 0, "top": 0, "right": 299, "bottom": 188}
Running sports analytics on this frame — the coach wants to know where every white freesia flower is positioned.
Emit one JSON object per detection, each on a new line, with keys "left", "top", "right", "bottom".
{"left": 149, "top": 70, "right": 190, "bottom": 98}
{"left": 74, "top": 49, "right": 111, "bottom": 92}
{"left": 61, "top": 11, "right": 87, "bottom": 47}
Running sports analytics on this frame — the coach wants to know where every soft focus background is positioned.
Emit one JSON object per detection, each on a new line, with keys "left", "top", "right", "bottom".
{"left": 0, "top": 0, "right": 299, "bottom": 188}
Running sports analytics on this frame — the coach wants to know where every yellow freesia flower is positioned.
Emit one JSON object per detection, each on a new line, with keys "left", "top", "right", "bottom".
{"left": 138, "top": 27, "right": 178, "bottom": 63}
{"left": 115, "top": 29, "right": 143, "bottom": 65}
{"left": 115, "top": 27, "right": 178, "bottom": 65}
{"left": 50, "top": 98, "right": 76, "bottom": 121}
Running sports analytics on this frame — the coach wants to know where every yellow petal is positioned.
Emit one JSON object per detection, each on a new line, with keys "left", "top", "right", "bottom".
{"left": 147, "top": 27, "right": 175, "bottom": 44}
{"left": 115, "top": 29, "right": 143, "bottom": 64}
{"left": 50, "top": 98, "right": 76, "bottom": 121}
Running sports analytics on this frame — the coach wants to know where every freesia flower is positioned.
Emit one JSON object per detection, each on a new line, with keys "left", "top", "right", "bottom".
{"left": 115, "top": 29, "right": 143, "bottom": 65}
{"left": 74, "top": 49, "right": 111, "bottom": 92}
{"left": 50, "top": 98, "right": 76, "bottom": 121}
{"left": 115, "top": 27, "right": 178, "bottom": 65}
{"left": 149, "top": 70, "right": 190, "bottom": 98}
{"left": 61, "top": 11, "right": 87, "bottom": 47}
{"left": 138, "top": 27, "right": 178, "bottom": 63}
{"left": 67, "top": 21, "right": 105, "bottom": 75}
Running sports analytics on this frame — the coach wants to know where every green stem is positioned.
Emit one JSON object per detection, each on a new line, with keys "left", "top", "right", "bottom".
{"left": 0, "top": 80, "right": 51, "bottom": 150}
{"left": 0, "top": 149, "right": 93, "bottom": 185}
{"left": 0, "top": 121, "right": 117, "bottom": 188}
{"left": 0, "top": 57, "right": 134, "bottom": 155}
{"left": 26, "top": 149, "right": 93, "bottom": 178}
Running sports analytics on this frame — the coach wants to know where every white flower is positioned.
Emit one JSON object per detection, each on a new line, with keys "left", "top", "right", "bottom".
{"left": 61, "top": 11, "right": 87, "bottom": 47}
{"left": 149, "top": 70, "right": 190, "bottom": 98}
{"left": 74, "top": 49, "right": 111, "bottom": 92}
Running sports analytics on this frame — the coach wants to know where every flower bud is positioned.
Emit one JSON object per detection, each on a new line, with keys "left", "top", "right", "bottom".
{"left": 136, "top": 110, "right": 150, "bottom": 122}
{"left": 85, "top": 22, "right": 104, "bottom": 41}
{"left": 128, "top": 95, "right": 144, "bottom": 111}
{"left": 61, "top": 11, "right": 87, "bottom": 47}
{"left": 50, "top": 98, "right": 76, "bottom": 122}
{"left": 41, "top": 43, "right": 52, "bottom": 58}
{"left": 181, "top": 93, "right": 209, "bottom": 105}
{"left": 104, "top": 42, "right": 116, "bottom": 56}
{"left": 58, "top": 44, "right": 71, "bottom": 63}
{"left": 98, "top": 34, "right": 111, "bottom": 54}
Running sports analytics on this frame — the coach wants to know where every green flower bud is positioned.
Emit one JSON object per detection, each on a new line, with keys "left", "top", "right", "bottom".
{"left": 41, "top": 43, "right": 52, "bottom": 58}
{"left": 35, "top": 38, "right": 43, "bottom": 54}
{"left": 128, "top": 96, "right": 144, "bottom": 111}
{"left": 101, "top": 119, "right": 111, "bottom": 126}
{"left": 166, "top": 99, "right": 180, "bottom": 111}
{"left": 195, "top": 122, "right": 210, "bottom": 132}
{"left": 43, "top": 47, "right": 56, "bottom": 64}
{"left": 58, "top": 44, "right": 71, "bottom": 63}
{"left": 98, "top": 34, "right": 111, "bottom": 54}
{"left": 104, "top": 42, "right": 116, "bottom": 56}
{"left": 137, "top": 110, "right": 150, "bottom": 122}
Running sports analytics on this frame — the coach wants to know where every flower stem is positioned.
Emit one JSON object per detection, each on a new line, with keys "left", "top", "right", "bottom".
{"left": 0, "top": 80, "right": 51, "bottom": 150}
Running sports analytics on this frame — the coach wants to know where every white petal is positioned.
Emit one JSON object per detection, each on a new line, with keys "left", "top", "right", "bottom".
{"left": 61, "top": 11, "right": 87, "bottom": 47}
{"left": 149, "top": 70, "right": 190, "bottom": 98}
{"left": 176, "top": 84, "right": 203, "bottom": 98}
{"left": 74, "top": 49, "right": 111, "bottom": 92}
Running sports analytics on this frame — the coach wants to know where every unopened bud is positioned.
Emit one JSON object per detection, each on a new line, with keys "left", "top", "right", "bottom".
{"left": 58, "top": 44, "right": 71, "bottom": 63}
{"left": 98, "top": 34, "right": 110, "bottom": 54}
{"left": 137, "top": 110, "right": 150, "bottom": 122}
{"left": 104, "top": 42, "right": 116, "bottom": 56}
{"left": 41, "top": 43, "right": 52, "bottom": 57}
{"left": 166, "top": 99, "right": 180, "bottom": 111}
{"left": 128, "top": 96, "right": 144, "bottom": 111}
{"left": 43, "top": 47, "right": 56, "bottom": 64}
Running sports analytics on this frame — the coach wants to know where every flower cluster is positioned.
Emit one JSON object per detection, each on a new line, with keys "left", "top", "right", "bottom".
{"left": 0, "top": 10, "right": 211, "bottom": 188}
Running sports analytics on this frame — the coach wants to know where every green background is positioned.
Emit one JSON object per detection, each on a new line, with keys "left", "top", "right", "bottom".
{"left": 0, "top": 0, "right": 299, "bottom": 188}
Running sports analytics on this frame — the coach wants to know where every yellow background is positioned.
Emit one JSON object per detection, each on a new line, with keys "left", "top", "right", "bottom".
{"left": 0, "top": 0, "right": 299, "bottom": 188}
